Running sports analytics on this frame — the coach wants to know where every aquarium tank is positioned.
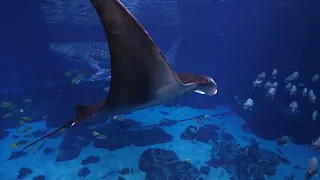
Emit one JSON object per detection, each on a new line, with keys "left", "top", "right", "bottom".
{"left": 0, "top": 0, "right": 319, "bottom": 179}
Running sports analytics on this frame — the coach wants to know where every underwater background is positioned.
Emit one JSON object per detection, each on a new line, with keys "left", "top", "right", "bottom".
{"left": 0, "top": 0, "right": 320, "bottom": 179}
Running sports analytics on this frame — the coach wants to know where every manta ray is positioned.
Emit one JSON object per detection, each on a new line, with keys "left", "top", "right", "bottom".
{"left": 6, "top": 0, "right": 217, "bottom": 161}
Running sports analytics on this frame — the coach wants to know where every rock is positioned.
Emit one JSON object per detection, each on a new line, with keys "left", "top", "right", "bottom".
{"left": 206, "top": 158, "right": 223, "bottom": 168}
{"left": 32, "top": 129, "right": 61, "bottom": 139}
{"left": 221, "top": 132, "right": 234, "bottom": 141}
{"left": 77, "top": 167, "right": 91, "bottom": 178}
{"left": 17, "top": 167, "right": 33, "bottom": 179}
{"left": 293, "top": 165, "right": 305, "bottom": 170}
{"left": 129, "top": 127, "right": 173, "bottom": 146}
{"left": 180, "top": 126, "right": 198, "bottom": 140}
{"left": 61, "top": 126, "right": 94, "bottom": 148}
{"left": 114, "top": 119, "right": 141, "bottom": 130}
{"left": 241, "top": 123, "right": 252, "bottom": 133}
{"left": 93, "top": 126, "right": 132, "bottom": 150}
{"left": 139, "top": 148, "right": 201, "bottom": 180}
{"left": 12, "top": 135, "right": 19, "bottom": 139}
{"left": 158, "top": 119, "right": 177, "bottom": 127}
{"left": 81, "top": 156, "right": 100, "bottom": 165}
{"left": 145, "top": 161, "right": 200, "bottom": 180}
{"left": 32, "top": 175, "right": 46, "bottom": 180}
{"left": 43, "top": 148, "right": 55, "bottom": 155}
{"left": 55, "top": 145, "right": 82, "bottom": 163}
{"left": 56, "top": 126, "right": 95, "bottom": 162}
{"left": 94, "top": 120, "right": 172, "bottom": 151}
{"left": 118, "top": 176, "right": 126, "bottom": 180}
{"left": 247, "top": 143, "right": 282, "bottom": 166}
{"left": 206, "top": 140, "right": 289, "bottom": 179}
{"left": 196, "top": 124, "right": 220, "bottom": 143}
{"left": 93, "top": 119, "right": 140, "bottom": 150}
{"left": 0, "top": 130, "right": 9, "bottom": 140}
{"left": 159, "top": 111, "right": 170, "bottom": 115}
{"left": 119, "top": 168, "right": 130, "bottom": 175}
{"left": 284, "top": 174, "right": 294, "bottom": 180}
{"left": 280, "top": 156, "right": 291, "bottom": 165}
{"left": 200, "top": 165, "right": 210, "bottom": 175}
{"left": 139, "top": 148, "right": 180, "bottom": 172}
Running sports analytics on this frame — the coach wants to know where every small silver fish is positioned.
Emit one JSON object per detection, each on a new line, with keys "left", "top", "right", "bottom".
{"left": 311, "top": 136, "right": 320, "bottom": 151}
{"left": 97, "top": 135, "right": 107, "bottom": 140}
{"left": 306, "top": 157, "right": 318, "bottom": 180}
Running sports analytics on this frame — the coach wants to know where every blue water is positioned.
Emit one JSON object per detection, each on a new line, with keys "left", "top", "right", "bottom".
{"left": 0, "top": 0, "right": 320, "bottom": 179}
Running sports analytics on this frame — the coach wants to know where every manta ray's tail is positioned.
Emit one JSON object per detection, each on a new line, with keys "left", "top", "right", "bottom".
{"left": 5, "top": 101, "right": 105, "bottom": 161}
{"left": 5, "top": 120, "right": 75, "bottom": 161}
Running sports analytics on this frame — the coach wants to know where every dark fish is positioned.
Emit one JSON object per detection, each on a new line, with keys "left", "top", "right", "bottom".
{"left": 81, "top": 156, "right": 100, "bottom": 165}
{"left": 159, "top": 111, "right": 170, "bottom": 115}
{"left": 23, "top": 134, "right": 32, "bottom": 138}
{"left": 43, "top": 148, "right": 55, "bottom": 155}
{"left": 159, "top": 119, "right": 177, "bottom": 126}
{"left": 284, "top": 173, "right": 294, "bottom": 180}
{"left": 81, "top": 155, "right": 111, "bottom": 165}
{"left": 276, "top": 135, "right": 288, "bottom": 146}
{"left": 293, "top": 165, "right": 305, "bottom": 170}
{"left": 16, "top": 140, "right": 28, "bottom": 146}
{"left": 36, "top": 141, "right": 47, "bottom": 151}
{"left": 12, "top": 135, "right": 19, "bottom": 139}
{"left": 219, "top": 121, "right": 227, "bottom": 127}
{"left": 311, "top": 136, "right": 320, "bottom": 151}
{"left": 7, "top": 0, "right": 218, "bottom": 161}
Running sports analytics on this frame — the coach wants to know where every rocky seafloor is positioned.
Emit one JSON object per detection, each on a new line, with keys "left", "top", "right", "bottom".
{"left": 0, "top": 106, "right": 318, "bottom": 180}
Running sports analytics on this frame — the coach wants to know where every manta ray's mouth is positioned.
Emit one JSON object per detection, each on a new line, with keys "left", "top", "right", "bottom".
{"left": 195, "top": 77, "right": 217, "bottom": 96}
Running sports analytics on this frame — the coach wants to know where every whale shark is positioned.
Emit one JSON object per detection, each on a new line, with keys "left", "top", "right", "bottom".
{"left": 6, "top": 0, "right": 217, "bottom": 161}
{"left": 49, "top": 34, "right": 182, "bottom": 73}
{"left": 49, "top": 41, "right": 110, "bottom": 72}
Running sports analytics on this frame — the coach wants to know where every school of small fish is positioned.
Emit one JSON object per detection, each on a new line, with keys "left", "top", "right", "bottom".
{"left": 241, "top": 70, "right": 318, "bottom": 119}
{"left": 234, "top": 70, "right": 320, "bottom": 179}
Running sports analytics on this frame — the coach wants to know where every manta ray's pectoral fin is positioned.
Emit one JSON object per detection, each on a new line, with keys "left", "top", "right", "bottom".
{"left": 90, "top": 0, "right": 184, "bottom": 110}
{"left": 73, "top": 100, "right": 107, "bottom": 123}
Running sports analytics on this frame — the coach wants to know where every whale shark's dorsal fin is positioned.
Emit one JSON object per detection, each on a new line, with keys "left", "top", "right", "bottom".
{"left": 165, "top": 34, "right": 183, "bottom": 67}
{"left": 91, "top": 0, "right": 184, "bottom": 110}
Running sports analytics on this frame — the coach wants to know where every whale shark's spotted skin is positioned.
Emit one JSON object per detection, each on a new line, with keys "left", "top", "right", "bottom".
{"left": 49, "top": 35, "right": 182, "bottom": 71}
{"left": 49, "top": 41, "right": 110, "bottom": 71}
